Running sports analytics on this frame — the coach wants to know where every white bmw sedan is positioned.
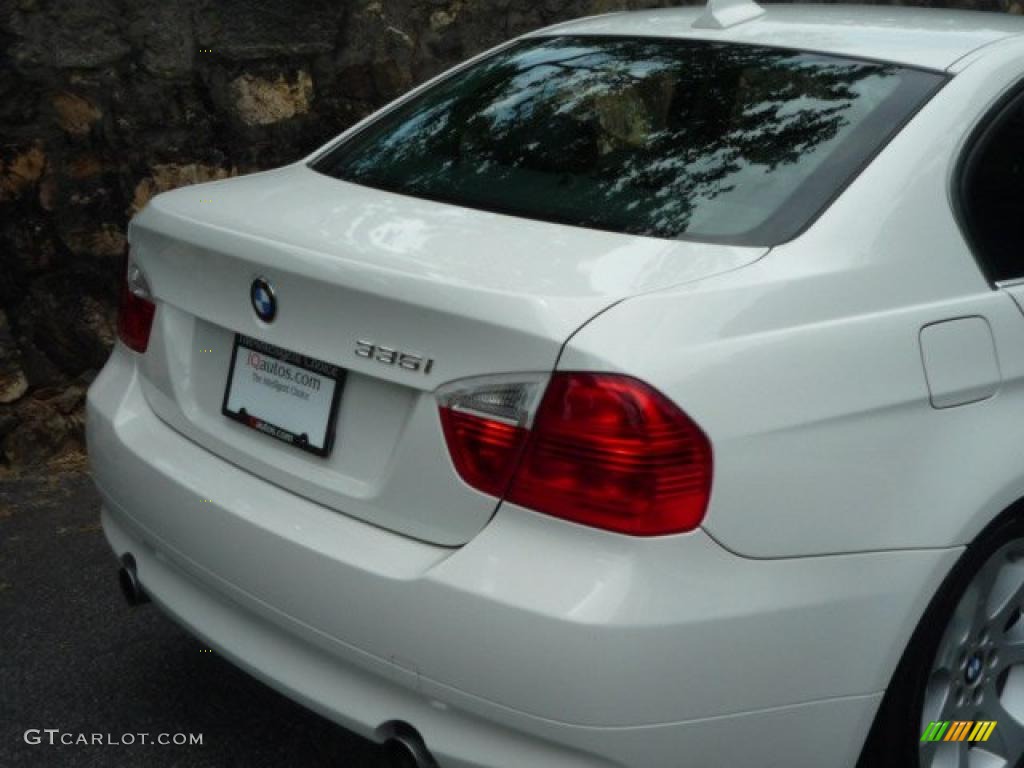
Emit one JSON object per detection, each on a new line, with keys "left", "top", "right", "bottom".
{"left": 87, "top": 2, "right": 1024, "bottom": 766}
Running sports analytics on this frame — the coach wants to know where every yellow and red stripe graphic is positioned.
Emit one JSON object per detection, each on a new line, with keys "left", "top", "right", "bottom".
{"left": 921, "top": 721, "right": 997, "bottom": 742}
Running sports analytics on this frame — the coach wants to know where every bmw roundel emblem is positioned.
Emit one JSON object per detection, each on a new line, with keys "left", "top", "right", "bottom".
{"left": 250, "top": 277, "right": 277, "bottom": 323}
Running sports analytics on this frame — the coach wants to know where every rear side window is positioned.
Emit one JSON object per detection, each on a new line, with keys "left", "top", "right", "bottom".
{"left": 313, "top": 36, "right": 944, "bottom": 246}
{"left": 961, "top": 93, "right": 1024, "bottom": 283}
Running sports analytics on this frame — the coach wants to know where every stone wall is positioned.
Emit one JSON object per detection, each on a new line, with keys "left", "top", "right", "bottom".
{"left": 0, "top": 0, "right": 1018, "bottom": 469}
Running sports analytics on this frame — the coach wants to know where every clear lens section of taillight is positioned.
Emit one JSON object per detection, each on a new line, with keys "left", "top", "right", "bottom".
{"left": 437, "top": 372, "right": 713, "bottom": 536}
{"left": 437, "top": 375, "right": 548, "bottom": 498}
{"left": 117, "top": 257, "right": 156, "bottom": 353}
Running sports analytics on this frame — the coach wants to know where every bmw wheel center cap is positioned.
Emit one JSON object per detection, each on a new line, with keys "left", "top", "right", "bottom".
{"left": 251, "top": 277, "right": 277, "bottom": 323}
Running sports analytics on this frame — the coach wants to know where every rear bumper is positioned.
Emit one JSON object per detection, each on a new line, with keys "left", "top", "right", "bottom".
{"left": 87, "top": 346, "right": 960, "bottom": 768}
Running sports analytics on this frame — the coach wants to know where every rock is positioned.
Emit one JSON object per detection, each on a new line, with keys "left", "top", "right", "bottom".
{"left": 1, "top": 398, "right": 69, "bottom": 467}
{"left": 0, "top": 216, "right": 57, "bottom": 284}
{"left": 63, "top": 228, "right": 125, "bottom": 259}
{"left": 51, "top": 0, "right": 131, "bottom": 68}
{"left": 0, "top": 311, "right": 28, "bottom": 405}
{"left": 0, "top": 408, "right": 19, "bottom": 443}
{"left": 0, "top": 372, "right": 28, "bottom": 405}
{"left": 128, "top": 0, "right": 195, "bottom": 77}
{"left": 0, "top": 57, "right": 39, "bottom": 126}
{"left": 37, "top": 173, "right": 57, "bottom": 211}
{"left": 52, "top": 381, "right": 88, "bottom": 416}
{"left": 430, "top": 2, "right": 463, "bottom": 32}
{"left": 68, "top": 154, "right": 104, "bottom": 179}
{"left": 194, "top": 0, "right": 340, "bottom": 61}
{"left": 430, "top": 10, "right": 455, "bottom": 31}
{"left": 17, "top": 336, "right": 65, "bottom": 391}
{"left": 53, "top": 91, "right": 102, "bottom": 135}
{"left": 90, "top": 224, "right": 128, "bottom": 258}
{"left": 17, "top": 273, "right": 117, "bottom": 378}
{"left": 131, "top": 162, "right": 237, "bottom": 213}
{"left": 0, "top": 143, "right": 46, "bottom": 201}
{"left": 334, "top": 5, "right": 417, "bottom": 102}
{"left": 7, "top": 10, "right": 56, "bottom": 70}
{"left": 231, "top": 71, "right": 314, "bottom": 126}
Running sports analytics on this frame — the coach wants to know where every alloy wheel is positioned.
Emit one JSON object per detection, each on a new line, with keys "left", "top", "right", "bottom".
{"left": 920, "top": 539, "right": 1024, "bottom": 768}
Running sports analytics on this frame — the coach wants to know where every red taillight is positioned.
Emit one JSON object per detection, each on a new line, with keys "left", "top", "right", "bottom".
{"left": 439, "top": 409, "right": 527, "bottom": 498}
{"left": 439, "top": 372, "right": 713, "bottom": 536}
{"left": 116, "top": 258, "right": 155, "bottom": 353}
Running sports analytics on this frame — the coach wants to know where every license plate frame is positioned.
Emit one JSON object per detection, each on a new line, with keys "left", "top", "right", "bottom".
{"left": 221, "top": 334, "right": 346, "bottom": 458}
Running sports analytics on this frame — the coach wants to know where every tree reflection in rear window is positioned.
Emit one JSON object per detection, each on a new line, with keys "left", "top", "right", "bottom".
{"left": 311, "top": 37, "right": 945, "bottom": 246}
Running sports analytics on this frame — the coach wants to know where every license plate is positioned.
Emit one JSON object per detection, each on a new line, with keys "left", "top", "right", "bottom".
{"left": 222, "top": 335, "right": 345, "bottom": 457}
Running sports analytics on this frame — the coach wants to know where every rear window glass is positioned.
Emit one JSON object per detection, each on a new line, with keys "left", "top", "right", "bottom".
{"left": 312, "top": 37, "right": 944, "bottom": 245}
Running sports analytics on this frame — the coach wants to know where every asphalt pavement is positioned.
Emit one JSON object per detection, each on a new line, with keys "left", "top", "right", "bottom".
{"left": 0, "top": 459, "right": 382, "bottom": 768}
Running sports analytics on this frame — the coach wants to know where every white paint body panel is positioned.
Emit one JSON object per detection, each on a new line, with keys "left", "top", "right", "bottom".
{"left": 86, "top": 6, "right": 1024, "bottom": 766}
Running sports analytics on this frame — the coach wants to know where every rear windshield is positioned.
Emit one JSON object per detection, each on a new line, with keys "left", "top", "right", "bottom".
{"left": 312, "top": 37, "right": 944, "bottom": 245}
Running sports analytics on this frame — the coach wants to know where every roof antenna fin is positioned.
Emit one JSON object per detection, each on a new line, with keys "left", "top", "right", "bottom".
{"left": 693, "top": 0, "right": 766, "bottom": 30}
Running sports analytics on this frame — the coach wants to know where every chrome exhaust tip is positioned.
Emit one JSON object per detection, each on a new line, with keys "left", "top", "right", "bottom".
{"left": 118, "top": 553, "right": 149, "bottom": 606}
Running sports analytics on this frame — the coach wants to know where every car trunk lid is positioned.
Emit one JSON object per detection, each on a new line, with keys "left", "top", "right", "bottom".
{"left": 127, "top": 164, "right": 766, "bottom": 546}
